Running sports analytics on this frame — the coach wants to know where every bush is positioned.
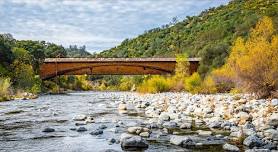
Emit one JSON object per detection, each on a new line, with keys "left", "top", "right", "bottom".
{"left": 138, "top": 76, "right": 171, "bottom": 93}
{"left": 0, "top": 77, "right": 11, "bottom": 97}
{"left": 216, "top": 16, "right": 278, "bottom": 98}
{"left": 211, "top": 65, "right": 236, "bottom": 92}
{"left": 184, "top": 73, "right": 202, "bottom": 94}
{"left": 119, "top": 77, "right": 134, "bottom": 91}
{"left": 201, "top": 75, "right": 217, "bottom": 94}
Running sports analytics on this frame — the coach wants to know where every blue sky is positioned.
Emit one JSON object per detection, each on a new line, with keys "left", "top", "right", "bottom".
{"left": 0, "top": 0, "right": 230, "bottom": 53}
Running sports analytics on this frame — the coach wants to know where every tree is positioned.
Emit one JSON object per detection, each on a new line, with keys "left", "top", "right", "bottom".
{"left": 218, "top": 16, "right": 278, "bottom": 98}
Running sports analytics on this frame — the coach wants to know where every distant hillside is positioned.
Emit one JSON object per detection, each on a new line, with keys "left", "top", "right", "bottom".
{"left": 99, "top": 0, "right": 278, "bottom": 75}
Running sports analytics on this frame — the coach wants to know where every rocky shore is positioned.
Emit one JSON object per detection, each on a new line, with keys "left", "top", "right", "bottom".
{"left": 117, "top": 92, "right": 278, "bottom": 151}
{"left": 13, "top": 92, "right": 278, "bottom": 152}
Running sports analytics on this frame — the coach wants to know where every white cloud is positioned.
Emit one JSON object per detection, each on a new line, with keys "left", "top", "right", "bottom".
{"left": 0, "top": 0, "right": 230, "bottom": 52}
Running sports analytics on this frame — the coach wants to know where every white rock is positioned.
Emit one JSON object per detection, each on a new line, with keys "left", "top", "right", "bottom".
{"left": 73, "top": 114, "right": 87, "bottom": 121}
{"left": 197, "top": 130, "right": 212, "bottom": 136}
{"left": 118, "top": 103, "right": 127, "bottom": 110}
{"left": 223, "top": 143, "right": 240, "bottom": 152}
{"left": 268, "top": 113, "right": 278, "bottom": 127}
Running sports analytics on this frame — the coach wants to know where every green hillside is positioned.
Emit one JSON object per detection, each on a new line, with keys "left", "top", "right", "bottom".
{"left": 99, "top": 0, "right": 278, "bottom": 75}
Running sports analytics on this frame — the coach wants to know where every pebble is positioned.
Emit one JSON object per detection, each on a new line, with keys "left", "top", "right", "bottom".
{"left": 77, "top": 127, "right": 87, "bottom": 132}
{"left": 42, "top": 128, "right": 55, "bottom": 133}
{"left": 90, "top": 129, "right": 104, "bottom": 135}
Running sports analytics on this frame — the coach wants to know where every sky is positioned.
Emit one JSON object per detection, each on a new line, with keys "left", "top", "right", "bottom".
{"left": 0, "top": 0, "right": 230, "bottom": 53}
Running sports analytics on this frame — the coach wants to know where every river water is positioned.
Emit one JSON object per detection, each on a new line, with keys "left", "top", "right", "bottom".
{"left": 0, "top": 92, "right": 225, "bottom": 152}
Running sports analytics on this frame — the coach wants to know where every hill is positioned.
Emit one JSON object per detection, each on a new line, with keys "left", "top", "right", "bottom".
{"left": 98, "top": 0, "right": 278, "bottom": 75}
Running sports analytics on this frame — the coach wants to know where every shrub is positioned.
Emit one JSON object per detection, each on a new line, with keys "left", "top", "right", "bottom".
{"left": 138, "top": 76, "right": 171, "bottom": 93}
{"left": 119, "top": 77, "right": 134, "bottom": 91}
{"left": 217, "top": 16, "right": 278, "bottom": 98}
{"left": 201, "top": 75, "right": 217, "bottom": 94}
{"left": 211, "top": 65, "right": 236, "bottom": 92}
{"left": 0, "top": 77, "right": 11, "bottom": 97}
{"left": 76, "top": 75, "right": 93, "bottom": 91}
{"left": 184, "top": 73, "right": 202, "bottom": 94}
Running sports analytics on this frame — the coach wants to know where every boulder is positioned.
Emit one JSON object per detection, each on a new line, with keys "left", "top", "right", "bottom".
{"left": 263, "top": 129, "right": 278, "bottom": 141}
{"left": 198, "top": 130, "right": 212, "bottom": 136}
{"left": 243, "top": 135, "right": 264, "bottom": 148}
{"left": 73, "top": 114, "right": 87, "bottom": 121}
{"left": 127, "top": 127, "right": 142, "bottom": 134}
{"left": 268, "top": 113, "right": 278, "bottom": 127}
{"left": 120, "top": 133, "right": 133, "bottom": 142}
{"left": 99, "top": 124, "right": 107, "bottom": 129}
{"left": 42, "top": 127, "right": 55, "bottom": 133}
{"left": 271, "top": 99, "right": 278, "bottom": 106}
{"left": 121, "top": 136, "right": 149, "bottom": 151}
{"left": 98, "top": 149, "right": 120, "bottom": 152}
{"left": 180, "top": 122, "right": 192, "bottom": 129}
{"left": 118, "top": 103, "right": 127, "bottom": 110}
{"left": 159, "top": 113, "right": 170, "bottom": 121}
{"left": 170, "top": 135, "right": 192, "bottom": 146}
{"left": 77, "top": 127, "right": 87, "bottom": 132}
{"left": 90, "top": 129, "right": 103, "bottom": 135}
{"left": 108, "top": 138, "right": 116, "bottom": 144}
{"left": 162, "top": 121, "right": 178, "bottom": 128}
{"left": 245, "top": 149, "right": 271, "bottom": 152}
{"left": 223, "top": 143, "right": 240, "bottom": 152}
{"left": 139, "top": 132, "right": 150, "bottom": 137}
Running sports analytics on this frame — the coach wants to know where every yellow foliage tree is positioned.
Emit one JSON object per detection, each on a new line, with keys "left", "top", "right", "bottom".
{"left": 217, "top": 16, "right": 278, "bottom": 98}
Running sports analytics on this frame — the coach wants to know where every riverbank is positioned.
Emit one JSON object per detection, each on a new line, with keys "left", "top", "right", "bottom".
{"left": 118, "top": 92, "right": 278, "bottom": 151}
{"left": 0, "top": 92, "right": 38, "bottom": 102}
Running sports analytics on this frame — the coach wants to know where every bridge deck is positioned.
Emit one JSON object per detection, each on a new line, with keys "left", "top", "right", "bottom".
{"left": 44, "top": 58, "right": 201, "bottom": 63}
{"left": 40, "top": 58, "right": 201, "bottom": 80}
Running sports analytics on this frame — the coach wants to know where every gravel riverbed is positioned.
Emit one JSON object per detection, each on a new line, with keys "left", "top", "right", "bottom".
{"left": 0, "top": 92, "right": 277, "bottom": 152}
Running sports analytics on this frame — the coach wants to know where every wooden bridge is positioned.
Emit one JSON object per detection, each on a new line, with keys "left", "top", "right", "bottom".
{"left": 39, "top": 58, "right": 201, "bottom": 80}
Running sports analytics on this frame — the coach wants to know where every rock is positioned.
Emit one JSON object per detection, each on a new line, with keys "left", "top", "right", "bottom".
{"left": 120, "top": 133, "right": 134, "bottom": 142}
{"left": 139, "top": 132, "right": 150, "bottom": 137}
{"left": 243, "top": 129, "right": 257, "bottom": 136}
{"left": 198, "top": 130, "right": 212, "bottom": 136}
{"left": 162, "top": 121, "right": 178, "bottom": 128}
{"left": 108, "top": 138, "right": 116, "bottom": 144}
{"left": 236, "top": 112, "right": 251, "bottom": 123}
{"left": 42, "top": 128, "right": 55, "bottom": 133}
{"left": 85, "top": 116, "right": 95, "bottom": 123}
{"left": 180, "top": 123, "right": 192, "bottom": 129}
{"left": 243, "top": 135, "right": 264, "bottom": 148}
{"left": 244, "top": 122, "right": 256, "bottom": 130}
{"left": 75, "top": 122, "right": 86, "bottom": 126}
{"left": 98, "top": 149, "right": 120, "bottom": 152}
{"left": 271, "top": 99, "right": 278, "bottom": 106}
{"left": 181, "top": 138, "right": 196, "bottom": 149}
{"left": 90, "top": 129, "right": 103, "bottom": 135}
{"left": 118, "top": 103, "right": 127, "bottom": 110}
{"left": 121, "top": 136, "right": 149, "bottom": 150}
{"left": 159, "top": 113, "right": 170, "bottom": 121}
{"left": 73, "top": 115, "right": 87, "bottom": 121}
{"left": 77, "top": 127, "right": 87, "bottom": 132}
{"left": 127, "top": 127, "right": 142, "bottom": 135}
{"left": 244, "top": 149, "right": 271, "bottom": 152}
{"left": 118, "top": 110, "right": 128, "bottom": 114}
{"left": 170, "top": 135, "right": 192, "bottom": 146}
{"left": 268, "top": 113, "right": 278, "bottom": 127}
{"left": 99, "top": 124, "right": 107, "bottom": 129}
{"left": 263, "top": 129, "right": 278, "bottom": 141}
{"left": 223, "top": 143, "right": 240, "bottom": 152}
{"left": 230, "top": 131, "right": 243, "bottom": 138}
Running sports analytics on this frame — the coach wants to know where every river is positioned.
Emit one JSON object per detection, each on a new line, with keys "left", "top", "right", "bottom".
{"left": 0, "top": 91, "right": 228, "bottom": 152}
